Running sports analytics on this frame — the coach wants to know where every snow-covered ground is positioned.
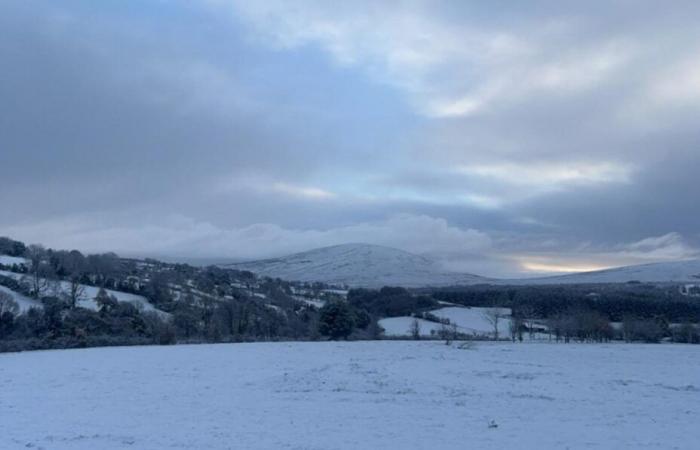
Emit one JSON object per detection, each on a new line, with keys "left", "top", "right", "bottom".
{"left": 0, "top": 270, "right": 161, "bottom": 314}
{"left": 518, "top": 258, "right": 700, "bottom": 285}
{"left": 293, "top": 295, "right": 325, "bottom": 308}
{"left": 380, "top": 306, "right": 514, "bottom": 338}
{"left": 1, "top": 341, "right": 698, "bottom": 449}
{"left": 379, "top": 315, "right": 446, "bottom": 336}
{"left": 0, "top": 285, "right": 41, "bottom": 312}
{"left": 0, "top": 255, "right": 27, "bottom": 267}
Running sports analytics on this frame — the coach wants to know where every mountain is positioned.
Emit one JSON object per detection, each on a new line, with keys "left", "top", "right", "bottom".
{"left": 227, "top": 243, "right": 700, "bottom": 288}
{"left": 517, "top": 259, "right": 700, "bottom": 285}
{"left": 226, "top": 243, "right": 490, "bottom": 288}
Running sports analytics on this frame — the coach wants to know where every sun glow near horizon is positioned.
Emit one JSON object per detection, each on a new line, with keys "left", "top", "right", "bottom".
{"left": 519, "top": 260, "right": 614, "bottom": 274}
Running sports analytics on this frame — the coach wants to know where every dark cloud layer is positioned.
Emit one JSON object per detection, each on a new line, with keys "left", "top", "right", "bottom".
{"left": 1, "top": 0, "right": 699, "bottom": 276}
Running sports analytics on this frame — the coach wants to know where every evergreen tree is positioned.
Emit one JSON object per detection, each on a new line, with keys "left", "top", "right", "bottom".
{"left": 318, "top": 301, "right": 355, "bottom": 340}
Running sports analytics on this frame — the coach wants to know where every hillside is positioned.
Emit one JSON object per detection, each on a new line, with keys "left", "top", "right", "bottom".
{"left": 227, "top": 243, "right": 490, "bottom": 288}
{"left": 519, "top": 259, "right": 700, "bottom": 285}
{"left": 229, "top": 243, "right": 700, "bottom": 287}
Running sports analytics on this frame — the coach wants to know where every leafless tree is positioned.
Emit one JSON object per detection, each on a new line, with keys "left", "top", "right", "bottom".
{"left": 0, "top": 291, "right": 19, "bottom": 316}
{"left": 509, "top": 316, "right": 524, "bottom": 342}
{"left": 23, "top": 244, "right": 52, "bottom": 299}
{"left": 438, "top": 323, "right": 451, "bottom": 344}
{"left": 64, "top": 250, "right": 86, "bottom": 308}
{"left": 409, "top": 318, "right": 421, "bottom": 340}
{"left": 518, "top": 305, "right": 538, "bottom": 339}
{"left": 66, "top": 278, "right": 85, "bottom": 309}
{"left": 438, "top": 322, "right": 459, "bottom": 345}
{"left": 482, "top": 307, "right": 508, "bottom": 340}
{"left": 87, "top": 252, "right": 120, "bottom": 287}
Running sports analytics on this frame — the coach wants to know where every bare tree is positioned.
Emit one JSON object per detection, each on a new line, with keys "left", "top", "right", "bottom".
{"left": 482, "top": 307, "right": 508, "bottom": 340}
{"left": 66, "top": 278, "right": 85, "bottom": 309}
{"left": 509, "top": 316, "right": 524, "bottom": 342}
{"left": 438, "top": 322, "right": 459, "bottom": 345}
{"left": 438, "top": 323, "right": 451, "bottom": 344}
{"left": 23, "top": 244, "right": 52, "bottom": 299}
{"left": 409, "top": 318, "right": 421, "bottom": 340}
{"left": 64, "top": 250, "right": 86, "bottom": 308}
{"left": 518, "top": 305, "right": 537, "bottom": 339}
{"left": 0, "top": 291, "right": 19, "bottom": 316}
{"left": 87, "top": 252, "right": 120, "bottom": 287}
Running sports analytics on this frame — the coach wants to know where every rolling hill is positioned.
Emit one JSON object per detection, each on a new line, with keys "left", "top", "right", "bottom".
{"left": 227, "top": 243, "right": 700, "bottom": 288}
{"left": 519, "top": 259, "right": 700, "bottom": 285}
{"left": 226, "top": 243, "right": 490, "bottom": 288}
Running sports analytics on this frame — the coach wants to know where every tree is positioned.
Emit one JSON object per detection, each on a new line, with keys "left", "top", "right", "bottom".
{"left": 509, "top": 316, "right": 524, "bottom": 342}
{"left": 63, "top": 250, "right": 86, "bottom": 308}
{"left": 86, "top": 252, "right": 121, "bottom": 287}
{"left": 95, "top": 288, "right": 118, "bottom": 316}
{"left": 409, "top": 318, "right": 421, "bottom": 340}
{"left": 66, "top": 276, "right": 85, "bottom": 309}
{"left": 518, "top": 304, "right": 538, "bottom": 339}
{"left": 482, "top": 307, "right": 508, "bottom": 340}
{"left": 0, "top": 290, "right": 19, "bottom": 315}
{"left": 438, "top": 322, "right": 458, "bottom": 345}
{"left": 24, "top": 244, "right": 53, "bottom": 298}
{"left": 318, "top": 301, "right": 355, "bottom": 340}
{"left": 0, "top": 236, "right": 26, "bottom": 257}
{"left": 622, "top": 315, "right": 664, "bottom": 343}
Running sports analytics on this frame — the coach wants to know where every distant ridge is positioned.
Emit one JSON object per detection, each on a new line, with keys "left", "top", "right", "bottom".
{"left": 226, "top": 243, "right": 700, "bottom": 288}
{"left": 514, "top": 259, "right": 700, "bottom": 285}
{"left": 225, "top": 243, "right": 489, "bottom": 288}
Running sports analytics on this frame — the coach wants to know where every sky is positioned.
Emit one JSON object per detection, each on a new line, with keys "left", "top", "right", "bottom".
{"left": 1, "top": 0, "right": 699, "bottom": 278}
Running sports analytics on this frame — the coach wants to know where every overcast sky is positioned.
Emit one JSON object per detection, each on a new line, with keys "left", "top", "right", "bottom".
{"left": 1, "top": 0, "right": 699, "bottom": 277}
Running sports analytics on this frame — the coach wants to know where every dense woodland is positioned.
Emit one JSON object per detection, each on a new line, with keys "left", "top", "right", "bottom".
{"left": 1, "top": 236, "right": 699, "bottom": 352}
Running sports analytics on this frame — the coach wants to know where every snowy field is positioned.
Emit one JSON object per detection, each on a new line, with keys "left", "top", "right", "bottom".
{"left": 0, "top": 255, "right": 28, "bottom": 267}
{"left": 380, "top": 306, "right": 514, "bottom": 338}
{"left": 2, "top": 342, "right": 699, "bottom": 450}
{"left": 0, "top": 270, "right": 161, "bottom": 314}
{"left": 0, "top": 285, "right": 42, "bottom": 312}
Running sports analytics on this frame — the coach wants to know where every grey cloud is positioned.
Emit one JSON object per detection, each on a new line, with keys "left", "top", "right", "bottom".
{"left": 1, "top": 0, "right": 699, "bottom": 277}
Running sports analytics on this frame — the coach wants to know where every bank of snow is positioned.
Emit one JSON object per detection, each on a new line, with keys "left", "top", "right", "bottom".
{"left": 0, "top": 270, "right": 161, "bottom": 314}
{"left": 0, "top": 255, "right": 28, "bottom": 267}
{"left": 380, "top": 306, "right": 513, "bottom": 338}
{"left": 0, "top": 285, "right": 41, "bottom": 312}
{"left": 2, "top": 341, "right": 699, "bottom": 450}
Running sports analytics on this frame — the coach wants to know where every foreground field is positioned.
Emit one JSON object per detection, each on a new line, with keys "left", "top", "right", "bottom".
{"left": 2, "top": 342, "right": 699, "bottom": 449}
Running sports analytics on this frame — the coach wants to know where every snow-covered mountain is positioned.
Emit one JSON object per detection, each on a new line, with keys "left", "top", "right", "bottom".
{"left": 226, "top": 243, "right": 490, "bottom": 288}
{"left": 518, "top": 259, "right": 700, "bottom": 285}
{"left": 227, "top": 243, "right": 700, "bottom": 288}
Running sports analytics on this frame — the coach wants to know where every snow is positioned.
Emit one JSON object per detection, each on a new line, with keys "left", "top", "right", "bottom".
{"left": 322, "top": 288, "right": 349, "bottom": 296}
{"left": 380, "top": 306, "right": 514, "bottom": 338}
{"left": 292, "top": 295, "right": 325, "bottom": 308}
{"left": 0, "top": 255, "right": 27, "bottom": 267}
{"left": 1, "top": 341, "right": 698, "bottom": 449}
{"left": 76, "top": 284, "right": 160, "bottom": 313}
{"left": 516, "top": 259, "right": 700, "bottom": 285}
{"left": 227, "top": 243, "right": 489, "bottom": 288}
{"left": 379, "top": 316, "right": 445, "bottom": 336}
{"left": 0, "top": 270, "right": 162, "bottom": 314}
{"left": 226, "top": 243, "right": 700, "bottom": 287}
{"left": 0, "top": 285, "right": 41, "bottom": 313}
